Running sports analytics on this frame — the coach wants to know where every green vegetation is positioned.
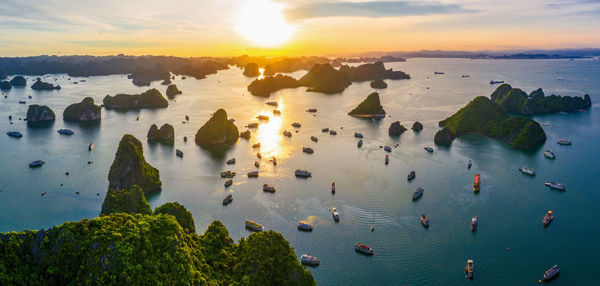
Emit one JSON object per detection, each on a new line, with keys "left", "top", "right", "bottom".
{"left": 63, "top": 97, "right": 101, "bottom": 122}
{"left": 348, "top": 92, "right": 385, "bottom": 116}
{"left": 490, "top": 84, "right": 591, "bottom": 114}
{"left": 247, "top": 74, "right": 299, "bottom": 97}
{"left": 297, "top": 63, "right": 351, "bottom": 94}
{"left": 435, "top": 96, "right": 546, "bottom": 149}
{"left": 103, "top": 88, "right": 168, "bottom": 109}
{"left": 108, "top": 134, "right": 162, "bottom": 195}
{"left": 195, "top": 109, "right": 239, "bottom": 147}
{"left": 100, "top": 185, "right": 152, "bottom": 216}
{"left": 154, "top": 202, "right": 196, "bottom": 233}
{"left": 165, "top": 84, "right": 182, "bottom": 99}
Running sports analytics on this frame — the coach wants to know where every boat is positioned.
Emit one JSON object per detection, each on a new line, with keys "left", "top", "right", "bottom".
{"left": 57, "top": 129, "right": 74, "bottom": 135}
{"left": 29, "top": 160, "right": 45, "bottom": 168}
{"left": 357, "top": 140, "right": 363, "bottom": 148}
{"left": 303, "top": 147, "right": 314, "bottom": 154}
{"left": 273, "top": 109, "right": 281, "bottom": 115}
{"left": 558, "top": 111, "right": 568, "bottom": 115}
{"left": 329, "top": 130, "right": 337, "bottom": 135}
{"left": 467, "top": 160, "right": 472, "bottom": 169}
{"left": 247, "top": 122, "right": 259, "bottom": 128}
{"left": 331, "top": 182, "right": 336, "bottom": 194}
{"left": 518, "top": 167, "right": 535, "bottom": 176}
{"left": 490, "top": 80, "right": 505, "bottom": 84}
{"left": 543, "top": 264, "right": 560, "bottom": 281}
{"left": 322, "top": 128, "right": 329, "bottom": 133}
{"left": 354, "top": 243, "right": 374, "bottom": 255}
{"left": 220, "top": 171, "right": 235, "bottom": 178}
{"left": 354, "top": 132, "right": 363, "bottom": 138}
{"left": 297, "top": 221, "right": 313, "bottom": 231}
{"left": 175, "top": 149, "right": 183, "bottom": 157}
{"left": 18, "top": 101, "right": 26, "bottom": 104}
{"left": 257, "top": 152, "right": 262, "bottom": 159}
{"left": 88, "top": 143, "right": 93, "bottom": 151}
{"left": 185, "top": 115, "right": 189, "bottom": 121}
{"left": 465, "top": 260, "right": 474, "bottom": 279}
{"left": 332, "top": 208, "right": 340, "bottom": 221}
{"left": 306, "top": 108, "right": 317, "bottom": 113}
{"left": 424, "top": 147, "right": 434, "bottom": 153}
{"left": 545, "top": 182, "right": 566, "bottom": 191}
{"left": 245, "top": 220, "right": 264, "bottom": 232}
{"left": 420, "top": 215, "right": 429, "bottom": 227}
{"left": 434, "top": 71, "right": 444, "bottom": 74}
{"left": 136, "top": 115, "right": 140, "bottom": 121}
{"left": 226, "top": 158, "right": 236, "bottom": 165}
{"left": 473, "top": 174, "right": 481, "bottom": 192}
{"left": 471, "top": 216, "right": 478, "bottom": 231}
{"left": 247, "top": 171, "right": 259, "bottom": 178}
{"left": 6, "top": 131, "right": 22, "bottom": 138}
{"left": 254, "top": 161, "right": 259, "bottom": 168}
{"left": 557, "top": 139, "right": 572, "bottom": 145}
{"left": 407, "top": 170, "right": 415, "bottom": 180}
{"left": 222, "top": 194, "right": 233, "bottom": 205}
{"left": 544, "top": 150, "right": 556, "bottom": 159}
{"left": 543, "top": 211, "right": 553, "bottom": 226}
{"left": 462, "top": 75, "right": 470, "bottom": 78}
{"left": 412, "top": 187, "right": 424, "bottom": 200}
{"left": 300, "top": 255, "right": 320, "bottom": 266}
{"left": 283, "top": 131, "right": 292, "bottom": 137}
{"left": 295, "top": 169, "right": 311, "bottom": 177}
{"left": 265, "top": 101, "right": 278, "bottom": 107}
{"left": 272, "top": 157, "right": 277, "bottom": 165}
{"left": 224, "top": 179, "right": 232, "bottom": 187}
{"left": 256, "top": 115, "right": 269, "bottom": 120}
{"left": 252, "top": 143, "right": 261, "bottom": 148}
{"left": 384, "top": 146, "right": 392, "bottom": 152}
{"left": 263, "top": 184, "right": 275, "bottom": 193}
{"left": 311, "top": 136, "right": 318, "bottom": 142}
{"left": 385, "top": 155, "right": 389, "bottom": 165}
{"left": 291, "top": 122, "right": 301, "bottom": 128}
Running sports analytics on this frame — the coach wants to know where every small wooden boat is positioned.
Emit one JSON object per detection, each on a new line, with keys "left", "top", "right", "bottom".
{"left": 424, "top": 147, "right": 434, "bottom": 153}
{"left": 247, "top": 171, "right": 259, "bottom": 178}
{"left": 473, "top": 174, "right": 481, "bottom": 192}
{"left": 245, "top": 220, "right": 264, "bottom": 232}
{"left": 254, "top": 161, "right": 259, "bottom": 168}
{"left": 295, "top": 169, "right": 311, "bottom": 177}
{"left": 265, "top": 101, "right": 278, "bottom": 107}
{"left": 6, "top": 131, "right": 22, "bottom": 138}
{"left": 331, "top": 182, "right": 335, "bottom": 194}
{"left": 329, "top": 130, "right": 337, "bottom": 135}
{"left": 302, "top": 147, "right": 314, "bottom": 154}
{"left": 332, "top": 208, "right": 339, "bottom": 221}
{"left": 291, "top": 122, "right": 301, "bottom": 128}
{"left": 543, "top": 211, "right": 553, "bottom": 226}
{"left": 262, "top": 184, "right": 275, "bottom": 193}
{"left": 310, "top": 136, "right": 318, "bottom": 142}
{"left": 471, "top": 216, "right": 478, "bottom": 231}
{"left": 322, "top": 128, "right": 330, "bottom": 133}
{"left": 385, "top": 155, "right": 389, "bottom": 165}
{"left": 407, "top": 170, "right": 415, "bottom": 180}
{"left": 354, "top": 243, "right": 374, "bottom": 255}
{"left": 29, "top": 160, "right": 45, "bottom": 168}
{"left": 220, "top": 171, "right": 235, "bottom": 178}
{"left": 518, "top": 167, "right": 535, "bottom": 176}
{"left": 185, "top": 115, "right": 189, "bottom": 121}
{"left": 357, "top": 140, "right": 363, "bottom": 148}
{"left": 557, "top": 139, "right": 571, "bottom": 145}
{"left": 222, "top": 194, "right": 233, "bottom": 205}
{"left": 256, "top": 115, "right": 269, "bottom": 120}
{"left": 545, "top": 182, "right": 565, "bottom": 191}
{"left": 224, "top": 179, "right": 232, "bottom": 187}
{"left": 354, "top": 132, "right": 363, "bottom": 138}
{"left": 272, "top": 109, "right": 281, "bottom": 115}
{"left": 306, "top": 108, "right": 317, "bottom": 113}
{"left": 300, "top": 255, "right": 320, "bottom": 266}
{"left": 226, "top": 158, "right": 236, "bottom": 165}
{"left": 412, "top": 187, "right": 424, "bottom": 200}
{"left": 421, "top": 215, "right": 429, "bottom": 228}
{"left": 57, "top": 129, "right": 74, "bottom": 135}
{"left": 175, "top": 149, "right": 183, "bottom": 157}
{"left": 88, "top": 143, "right": 94, "bottom": 151}
{"left": 252, "top": 143, "right": 261, "bottom": 148}
{"left": 297, "top": 221, "right": 313, "bottom": 231}
{"left": 465, "top": 259, "right": 474, "bottom": 279}
{"left": 543, "top": 264, "right": 560, "bottom": 281}
{"left": 544, "top": 150, "right": 556, "bottom": 159}
{"left": 283, "top": 131, "right": 292, "bottom": 137}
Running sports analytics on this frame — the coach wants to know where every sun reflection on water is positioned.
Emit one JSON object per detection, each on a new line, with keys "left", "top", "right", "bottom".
{"left": 258, "top": 68, "right": 265, "bottom": 80}
{"left": 254, "top": 98, "right": 286, "bottom": 159}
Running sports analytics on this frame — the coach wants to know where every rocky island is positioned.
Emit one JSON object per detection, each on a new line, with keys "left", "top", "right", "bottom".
{"left": 389, "top": 121, "right": 407, "bottom": 135}
{"left": 26, "top": 104, "right": 55, "bottom": 126}
{"left": 490, "top": 83, "right": 592, "bottom": 114}
{"left": 9, "top": 75, "right": 27, "bottom": 86}
{"left": 108, "top": 134, "right": 162, "bottom": 195}
{"left": 243, "top": 62, "right": 260, "bottom": 77}
{"left": 103, "top": 88, "right": 168, "bottom": 110}
{"left": 63, "top": 97, "right": 101, "bottom": 122}
{"left": 298, "top": 63, "right": 351, "bottom": 94}
{"left": 247, "top": 74, "right": 299, "bottom": 97}
{"left": 147, "top": 123, "right": 175, "bottom": 145}
{"left": 195, "top": 109, "right": 239, "bottom": 147}
{"left": 0, "top": 81, "right": 11, "bottom": 90}
{"left": 128, "top": 64, "right": 171, "bottom": 86}
{"left": 348, "top": 92, "right": 386, "bottom": 118}
{"left": 31, "top": 79, "right": 61, "bottom": 90}
{"left": 339, "top": 61, "right": 410, "bottom": 81}
{"left": 434, "top": 96, "right": 547, "bottom": 149}
{"left": 370, "top": 79, "right": 387, "bottom": 89}
{"left": 165, "top": 84, "right": 182, "bottom": 99}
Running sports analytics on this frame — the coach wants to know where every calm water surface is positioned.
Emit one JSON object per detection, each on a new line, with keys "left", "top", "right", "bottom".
{"left": 1, "top": 58, "right": 599, "bottom": 285}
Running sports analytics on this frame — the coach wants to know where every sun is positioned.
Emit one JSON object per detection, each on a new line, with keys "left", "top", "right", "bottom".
{"left": 235, "top": 0, "right": 295, "bottom": 47}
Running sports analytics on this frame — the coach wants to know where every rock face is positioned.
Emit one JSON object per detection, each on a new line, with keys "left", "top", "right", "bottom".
{"left": 165, "top": 84, "right": 182, "bottom": 98}
{"left": 243, "top": 63, "right": 260, "bottom": 77}
{"left": 9, "top": 76, "right": 27, "bottom": 86}
{"left": 370, "top": 79, "right": 387, "bottom": 89}
{"left": 100, "top": 185, "right": 152, "bottom": 216}
{"left": 26, "top": 105, "right": 55, "bottom": 126}
{"left": 348, "top": 92, "right": 386, "bottom": 117}
{"left": 490, "top": 84, "right": 592, "bottom": 114}
{"left": 339, "top": 61, "right": 410, "bottom": 81}
{"left": 103, "top": 88, "right": 168, "bottom": 110}
{"left": 128, "top": 64, "right": 170, "bottom": 86}
{"left": 0, "top": 81, "right": 11, "bottom": 90}
{"left": 388, "top": 121, "right": 407, "bottom": 136}
{"left": 31, "top": 79, "right": 61, "bottom": 90}
{"left": 154, "top": 202, "right": 196, "bottom": 233}
{"left": 434, "top": 96, "right": 547, "bottom": 149}
{"left": 412, "top": 121, "right": 423, "bottom": 131}
{"left": 147, "top": 123, "right": 174, "bottom": 145}
{"left": 108, "top": 134, "right": 162, "bottom": 195}
{"left": 298, "top": 63, "right": 351, "bottom": 94}
{"left": 63, "top": 97, "right": 101, "bottom": 122}
{"left": 195, "top": 109, "right": 239, "bottom": 147}
{"left": 247, "top": 74, "right": 299, "bottom": 97}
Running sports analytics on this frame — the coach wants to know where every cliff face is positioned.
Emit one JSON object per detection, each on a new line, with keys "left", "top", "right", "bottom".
{"left": 26, "top": 105, "right": 56, "bottom": 126}
{"left": 165, "top": 84, "right": 182, "bottom": 98}
{"left": 490, "top": 84, "right": 592, "bottom": 114}
{"left": 298, "top": 63, "right": 351, "bottom": 94}
{"left": 108, "top": 134, "right": 162, "bottom": 195}
{"left": 63, "top": 97, "right": 101, "bottom": 122}
{"left": 147, "top": 123, "right": 175, "bottom": 145}
{"left": 195, "top": 109, "right": 239, "bottom": 147}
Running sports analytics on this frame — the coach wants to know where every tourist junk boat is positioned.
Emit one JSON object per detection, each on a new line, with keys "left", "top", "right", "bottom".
{"left": 252, "top": 143, "right": 261, "bottom": 148}
{"left": 247, "top": 122, "right": 259, "bottom": 128}
{"left": 220, "top": 171, "right": 235, "bottom": 178}
{"left": 245, "top": 220, "right": 264, "bottom": 232}
{"left": 465, "top": 260, "right": 474, "bottom": 279}
{"left": 385, "top": 155, "right": 389, "bottom": 165}
{"left": 412, "top": 187, "right": 424, "bottom": 200}
{"left": 224, "top": 179, "right": 232, "bottom": 187}
{"left": 434, "top": 71, "right": 444, "bottom": 74}
{"left": 329, "top": 130, "right": 337, "bottom": 135}
{"left": 543, "top": 264, "right": 560, "bottom": 281}
{"left": 222, "top": 194, "right": 233, "bottom": 205}
{"left": 306, "top": 108, "right": 318, "bottom": 113}
{"left": 331, "top": 182, "right": 336, "bottom": 194}
{"left": 357, "top": 140, "right": 363, "bottom": 148}
{"left": 518, "top": 167, "right": 536, "bottom": 176}
{"left": 331, "top": 208, "right": 340, "bottom": 221}
{"left": 303, "top": 147, "right": 314, "bottom": 154}
{"left": 283, "top": 131, "right": 292, "bottom": 137}
{"left": 300, "top": 255, "right": 320, "bottom": 266}
{"left": 257, "top": 152, "right": 262, "bottom": 159}
{"left": 176, "top": 149, "right": 183, "bottom": 157}
{"left": 256, "top": 115, "right": 269, "bottom": 120}
{"left": 420, "top": 215, "right": 430, "bottom": 228}
{"left": 311, "top": 136, "right": 318, "bottom": 142}
{"left": 354, "top": 243, "right": 374, "bottom": 255}
{"left": 471, "top": 216, "right": 478, "bottom": 231}
{"left": 490, "top": 80, "right": 504, "bottom": 84}
{"left": 407, "top": 170, "right": 416, "bottom": 180}
{"left": 254, "top": 161, "right": 259, "bottom": 168}
{"left": 247, "top": 171, "right": 259, "bottom": 178}
{"left": 297, "top": 221, "right": 313, "bottom": 231}
{"left": 88, "top": 143, "right": 93, "bottom": 151}
{"left": 543, "top": 211, "right": 554, "bottom": 226}
{"left": 322, "top": 128, "right": 330, "bottom": 133}
{"left": 6, "top": 131, "right": 23, "bottom": 138}
{"left": 57, "top": 129, "right": 74, "bottom": 135}
{"left": 226, "top": 158, "right": 236, "bottom": 165}
{"left": 545, "top": 182, "right": 566, "bottom": 191}
{"left": 557, "top": 139, "right": 572, "bottom": 145}
{"left": 384, "top": 146, "right": 392, "bottom": 152}
{"left": 473, "top": 174, "right": 481, "bottom": 192}
{"left": 291, "top": 122, "right": 301, "bottom": 128}
{"left": 467, "top": 160, "right": 472, "bottom": 169}
{"left": 262, "top": 184, "right": 275, "bottom": 193}
{"left": 273, "top": 109, "right": 281, "bottom": 115}
{"left": 544, "top": 150, "right": 556, "bottom": 159}
{"left": 354, "top": 132, "right": 363, "bottom": 138}
{"left": 265, "top": 101, "right": 278, "bottom": 107}
{"left": 295, "top": 169, "right": 311, "bottom": 177}
{"left": 29, "top": 160, "right": 45, "bottom": 168}
{"left": 424, "top": 147, "right": 434, "bottom": 153}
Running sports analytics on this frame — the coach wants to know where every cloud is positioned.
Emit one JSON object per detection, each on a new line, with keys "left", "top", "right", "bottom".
{"left": 285, "top": 0, "right": 473, "bottom": 20}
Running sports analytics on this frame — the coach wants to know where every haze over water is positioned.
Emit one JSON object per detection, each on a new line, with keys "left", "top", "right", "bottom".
{"left": 1, "top": 58, "right": 599, "bottom": 285}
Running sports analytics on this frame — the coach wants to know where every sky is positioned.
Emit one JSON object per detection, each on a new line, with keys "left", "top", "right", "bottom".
{"left": 1, "top": 0, "right": 600, "bottom": 57}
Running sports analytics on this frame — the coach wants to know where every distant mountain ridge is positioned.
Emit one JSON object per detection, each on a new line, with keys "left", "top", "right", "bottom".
{"left": 348, "top": 48, "right": 600, "bottom": 59}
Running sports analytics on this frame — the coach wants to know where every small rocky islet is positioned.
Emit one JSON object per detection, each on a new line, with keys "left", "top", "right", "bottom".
{"left": 165, "top": 84, "right": 182, "bottom": 99}
{"left": 26, "top": 104, "right": 56, "bottom": 126}
{"left": 194, "top": 109, "right": 239, "bottom": 147}
{"left": 348, "top": 92, "right": 386, "bottom": 118}
{"left": 63, "top": 97, "right": 101, "bottom": 122}
{"left": 147, "top": 123, "right": 175, "bottom": 145}
{"left": 31, "top": 79, "right": 61, "bottom": 90}
{"left": 103, "top": 88, "right": 168, "bottom": 109}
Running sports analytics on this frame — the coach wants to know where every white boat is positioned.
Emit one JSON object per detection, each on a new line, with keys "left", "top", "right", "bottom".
{"left": 545, "top": 182, "right": 565, "bottom": 191}
{"left": 518, "top": 167, "right": 535, "bottom": 176}
{"left": 354, "top": 243, "right": 374, "bottom": 255}
{"left": 297, "top": 221, "right": 313, "bottom": 231}
{"left": 300, "top": 255, "right": 320, "bottom": 266}
{"left": 465, "top": 259, "right": 474, "bottom": 279}
{"left": 331, "top": 208, "right": 339, "bottom": 221}
{"left": 544, "top": 150, "right": 555, "bottom": 159}
{"left": 471, "top": 216, "right": 478, "bottom": 231}
{"left": 557, "top": 139, "right": 572, "bottom": 145}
